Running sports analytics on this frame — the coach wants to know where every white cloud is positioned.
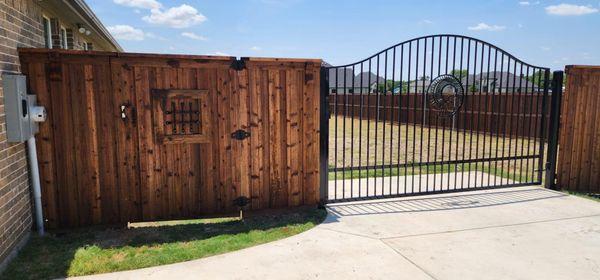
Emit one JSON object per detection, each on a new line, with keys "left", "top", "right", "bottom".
{"left": 582, "top": 52, "right": 593, "bottom": 59}
{"left": 419, "top": 19, "right": 433, "bottom": 25}
{"left": 213, "top": 51, "right": 230, "bottom": 56}
{"left": 113, "top": 0, "right": 162, "bottom": 10}
{"left": 545, "top": 4, "right": 598, "bottom": 16}
{"left": 181, "top": 32, "right": 207, "bottom": 40}
{"left": 146, "top": 32, "right": 167, "bottom": 41}
{"left": 468, "top": 23, "right": 506, "bottom": 31}
{"left": 143, "top": 4, "right": 207, "bottom": 28}
{"left": 519, "top": 1, "right": 540, "bottom": 5}
{"left": 107, "top": 25, "right": 145, "bottom": 41}
{"left": 250, "top": 46, "right": 261, "bottom": 51}
{"left": 541, "top": 46, "right": 551, "bottom": 51}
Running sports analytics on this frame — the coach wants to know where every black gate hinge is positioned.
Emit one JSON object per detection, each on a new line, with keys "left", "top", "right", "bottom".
{"left": 231, "top": 129, "right": 251, "bottom": 140}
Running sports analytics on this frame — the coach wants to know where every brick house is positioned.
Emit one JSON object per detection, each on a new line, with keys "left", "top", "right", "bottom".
{"left": 0, "top": 0, "right": 121, "bottom": 271}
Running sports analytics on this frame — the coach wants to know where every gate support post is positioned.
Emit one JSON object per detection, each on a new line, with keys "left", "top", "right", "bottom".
{"left": 319, "top": 66, "right": 329, "bottom": 207}
{"left": 544, "top": 71, "right": 563, "bottom": 190}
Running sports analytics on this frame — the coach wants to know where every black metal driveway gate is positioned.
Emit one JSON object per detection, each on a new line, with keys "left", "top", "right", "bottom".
{"left": 319, "top": 35, "right": 563, "bottom": 203}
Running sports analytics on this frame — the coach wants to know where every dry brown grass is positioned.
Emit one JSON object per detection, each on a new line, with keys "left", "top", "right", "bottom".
{"left": 329, "top": 116, "right": 545, "bottom": 180}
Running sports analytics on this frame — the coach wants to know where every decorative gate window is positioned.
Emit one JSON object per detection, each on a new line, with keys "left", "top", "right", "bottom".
{"left": 151, "top": 89, "right": 211, "bottom": 144}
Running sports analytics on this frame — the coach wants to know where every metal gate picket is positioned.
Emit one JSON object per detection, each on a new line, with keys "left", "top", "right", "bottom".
{"left": 320, "top": 34, "right": 561, "bottom": 203}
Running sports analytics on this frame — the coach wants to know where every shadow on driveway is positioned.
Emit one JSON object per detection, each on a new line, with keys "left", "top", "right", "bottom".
{"left": 326, "top": 188, "right": 566, "bottom": 218}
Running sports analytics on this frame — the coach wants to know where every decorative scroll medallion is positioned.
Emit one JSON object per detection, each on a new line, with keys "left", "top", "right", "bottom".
{"left": 426, "top": 74, "right": 464, "bottom": 117}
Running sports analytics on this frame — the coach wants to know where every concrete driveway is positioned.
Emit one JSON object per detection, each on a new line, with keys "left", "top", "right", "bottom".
{"left": 76, "top": 186, "right": 600, "bottom": 280}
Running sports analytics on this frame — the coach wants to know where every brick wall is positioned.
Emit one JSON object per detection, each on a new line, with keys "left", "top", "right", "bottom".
{"left": 0, "top": 0, "right": 43, "bottom": 270}
{"left": 0, "top": 0, "right": 119, "bottom": 271}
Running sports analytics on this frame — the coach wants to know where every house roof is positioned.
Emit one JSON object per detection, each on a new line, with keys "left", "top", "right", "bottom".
{"left": 405, "top": 79, "right": 431, "bottom": 89}
{"left": 461, "top": 72, "right": 538, "bottom": 90}
{"left": 327, "top": 68, "right": 385, "bottom": 88}
{"left": 353, "top": 72, "right": 385, "bottom": 87}
{"left": 328, "top": 68, "right": 355, "bottom": 87}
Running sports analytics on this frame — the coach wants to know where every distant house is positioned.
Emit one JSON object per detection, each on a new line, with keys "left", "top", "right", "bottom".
{"left": 396, "top": 72, "right": 540, "bottom": 94}
{"left": 396, "top": 79, "right": 431, "bottom": 94}
{"left": 461, "top": 72, "right": 540, "bottom": 93}
{"left": 323, "top": 62, "right": 540, "bottom": 95}
{"left": 324, "top": 62, "right": 385, "bottom": 94}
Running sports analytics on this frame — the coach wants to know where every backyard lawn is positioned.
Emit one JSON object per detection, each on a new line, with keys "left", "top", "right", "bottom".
{"left": 0, "top": 208, "right": 326, "bottom": 280}
{"left": 329, "top": 116, "right": 545, "bottom": 183}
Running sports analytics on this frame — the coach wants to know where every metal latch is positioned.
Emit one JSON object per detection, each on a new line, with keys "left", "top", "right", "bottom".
{"left": 231, "top": 129, "right": 250, "bottom": 140}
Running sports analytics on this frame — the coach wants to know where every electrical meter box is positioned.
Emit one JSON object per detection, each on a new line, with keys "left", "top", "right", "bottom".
{"left": 2, "top": 74, "right": 47, "bottom": 142}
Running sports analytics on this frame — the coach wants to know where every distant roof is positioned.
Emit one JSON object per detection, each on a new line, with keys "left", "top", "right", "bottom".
{"left": 327, "top": 68, "right": 385, "bottom": 88}
{"left": 322, "top": 65, "right": 539, "bottom": 91}
{"left": 353, "top": 72, "right": 385, "bottom": 87}
{"left": 462, "top": 72, "right": 538, "bottom": 89}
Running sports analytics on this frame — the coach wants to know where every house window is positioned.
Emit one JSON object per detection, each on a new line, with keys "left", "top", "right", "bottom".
{"left": 43, "top": 17, "right": 52, "bottom": 48}
{"left": 60, "top": 27, "right": 68, "bottom": 49}
{"left": 65, "top": 29, "right": 74, "bottom": 49}
{"left": 331, "top": 89, "right": 337, "bottom": 94}
{"left": 84, "top": 42, "right": 93, "bottom": 51}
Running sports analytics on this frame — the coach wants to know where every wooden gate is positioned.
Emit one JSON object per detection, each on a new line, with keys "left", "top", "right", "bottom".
{"left": 19, "top": 49, "right": 321, "bottom": 229}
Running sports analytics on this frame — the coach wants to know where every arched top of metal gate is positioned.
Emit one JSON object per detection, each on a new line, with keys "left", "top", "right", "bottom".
{"left": 325, "top": 34, "right": 549, "bottom": 71}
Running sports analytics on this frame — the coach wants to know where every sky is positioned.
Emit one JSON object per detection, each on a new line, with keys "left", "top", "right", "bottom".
{"left": 88, "top": 0, "right": 600, "bottom": 70}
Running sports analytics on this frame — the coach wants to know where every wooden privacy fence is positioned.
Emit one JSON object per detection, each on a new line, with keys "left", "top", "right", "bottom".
{"left": 19, "top": 49, "right": 322, "bottom": 229}
{"left": 557, "top": 66, "right": 600, "bottom": 194}
{"left": 330, "top": 93, "right": 549, "bottom": 138}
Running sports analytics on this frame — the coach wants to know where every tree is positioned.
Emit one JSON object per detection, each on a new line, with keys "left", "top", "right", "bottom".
{"left": 526, "top": 70, "right": 549, "bottom": 88}
{"left": 470, "top": 84, "right": 478, "bottom": 93}
{"left": 376, "top": 80, "right": 404, "bottom": 93}
{"left": 451, "top": 69, "right": 468, "bottom": 78}
{"left": 526, "top": 70, "right": 567, "bottom": 88}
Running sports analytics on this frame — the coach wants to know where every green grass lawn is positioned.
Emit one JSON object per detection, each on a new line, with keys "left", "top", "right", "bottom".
{"left": 328, "top": 162, "right": 534, "bottom": 183}
{"left": 565, "top": 191, "right": 600, "bottom": 202}
{"left": 0, "top": 208, "right": 326, "bottom": 280}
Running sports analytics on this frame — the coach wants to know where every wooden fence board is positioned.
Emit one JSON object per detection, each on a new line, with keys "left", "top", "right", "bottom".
{"left": 19, "top": 48, "right": 321, "bottom": 228}
{"left": 249, "top": 67, "right": 267, "bottom": 209}
{"left": 52, "top": 60, "right": 79, "bottom": 227}
{"left": 556, "top": 66, "right": 600, "bottom": 193}
{"left": 26, "top": 62, "right": 59, "bottom": 228}
{"left": 590, "top": 74, "right": 600, "bottom": 190}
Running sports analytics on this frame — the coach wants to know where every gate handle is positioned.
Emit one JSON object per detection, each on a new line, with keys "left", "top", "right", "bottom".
{"left": 120, "top": 104, "right": 128, "bottom": 120}
{"left": 119, "top": 103, "right": 137, "bottom": 124}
